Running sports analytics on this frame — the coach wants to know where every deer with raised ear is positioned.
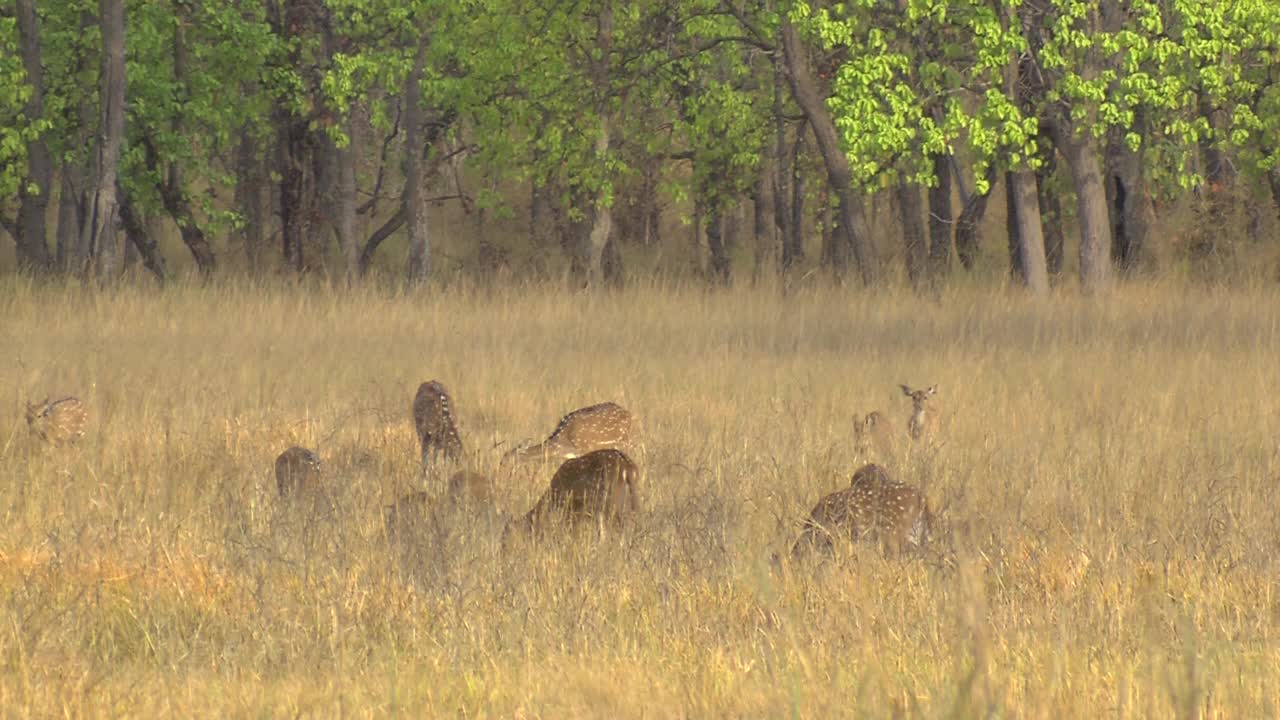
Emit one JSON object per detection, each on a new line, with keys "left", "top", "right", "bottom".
{"left": 899, "top": 384, "right": 938, "bottom": 441}
{"left": 25, "top": 396, "right": 88, "bottom": 445}
{"left": 504, "top": 402, "right": 638, "bottom": 465}
{"left": 791, "top": 463, "right": 933, "bottom": 560}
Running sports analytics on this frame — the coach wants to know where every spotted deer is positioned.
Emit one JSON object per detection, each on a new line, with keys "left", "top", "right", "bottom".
{"left": 899, "top": 384, "right": 938, "bottom": 441}
{"left": 275, "top": 446, "right": 323, "bottom": 497}
{"left": 791, "top": 463, "right": 933, "bottom": 559}
{"left": 506, "top": 402, "right": 637, "bottom": 464}
{"left": 853, "top": 410, "right": 893, "bottom": 458}
{"left": 412, "top": 380, "right": 465, "bottom": 465}
{"left": 25, "top": 396, "right": 88, "bottom": 445}
{"left": 506, "top": 449, "right": 641, "bottom": 540}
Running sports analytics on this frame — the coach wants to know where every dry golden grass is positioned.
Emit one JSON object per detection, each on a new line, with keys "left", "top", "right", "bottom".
{"left": 2, "top": 275, "right": 1279, "bottom": 717}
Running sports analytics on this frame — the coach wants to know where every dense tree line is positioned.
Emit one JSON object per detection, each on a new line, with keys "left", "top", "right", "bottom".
{"left": 1, "top": 0, "right": 1278, "bottom": 292}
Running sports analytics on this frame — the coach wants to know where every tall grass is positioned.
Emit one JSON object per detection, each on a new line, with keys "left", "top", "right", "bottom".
{"left": 2, "top": 277, "right": 1278, "bottom": 717}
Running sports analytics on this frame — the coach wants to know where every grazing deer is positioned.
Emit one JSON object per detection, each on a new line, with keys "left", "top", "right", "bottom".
{"left": 25, "top": 396, "right": 88, "bottom": 445}
{"left": 446, "top": 469, "right": 495, "bottom": 505}
{"left": 506, "top": 402, "right": 637, "bottom": 464}
{"left": 899, "top": 384, "right": 938, "bottom": 441}
{"left": 412, "top": 380, "right": 465, "bottom": 465}
{"left": 383, "top": 471, "right": 501, "bottom": 561}
{"left": 506, "top": 449, "right": 641, "bottom": 540}
{"left": 791, "top": 463, "right": 933, "bottom": 559}
{"left": 853, "top": 410, "right": 892, "bottom": 458}
{"left": 275, "top": 446, "right": 323, "bottom": 497}
{"left": 383, "top": 489, "right": 432, "bottom": 550}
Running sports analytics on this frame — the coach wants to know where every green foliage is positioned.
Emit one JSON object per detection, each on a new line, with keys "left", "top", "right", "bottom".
{"left": 0, "top": 16, "right": 43, "bottom": 200}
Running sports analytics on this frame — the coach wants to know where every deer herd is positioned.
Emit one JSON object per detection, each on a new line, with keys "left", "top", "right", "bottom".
{"left": 24, "top": 381, "right": 943, "bottom": 563}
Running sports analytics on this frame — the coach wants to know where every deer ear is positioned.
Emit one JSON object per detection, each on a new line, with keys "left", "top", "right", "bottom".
{"left": 899, "top": 384, "right": 912, "bottom": 396}
{"left": 927, "top": 385, "right": 938, "bottom": 396}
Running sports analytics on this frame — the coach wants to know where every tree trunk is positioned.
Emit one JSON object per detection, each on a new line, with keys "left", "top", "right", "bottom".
{"left": 56, "top": 171, "right": 83, "bottom": 273}
{"left": 705, "top": 202, "right": 730, "bottom": 284}
{"left": 820, "top": 190, "right": 849, "bottom": 273}
{"left": 955, "top": 166, "right": 998, "bottom": 271}
{"left": 1192, "top": 90, "right": 1235, "bottom": 262}
{"left": 118, "top": 189, "right": 166, "bottom": 283}
{"left": 157, "top": 19, "right": 216, "bottom": 277}
{"left": 927, "top": 151, "right": 953, "bottom": 280}
{"left": 1006, "top": 172, "right": 1021, "bottom": 278}
{"left": 1008, "top": 170, "right": 1050, "bottom": 295}
{"left": 404, "top": 39, "right": 429, "bottom": 285}
{"left": 531, "top": 178, "right": 552, "bottom": 251}
{"left": 336, "top": 114, "right": 360, "bottom": 284}
{"left": 788, "top": 124, "right": 807, "bottom": 268}
{"left": 586, "top": 124, "right": 613, "bottom": 284}
{"left": 235, "top": 128, "right": 267, "bottom": 272}
{"left": 359, "top": 109, "right": 453, "bottom": 275}
{"left": 583, "top": 1, "right": 614, "bottom": 285}
{"left": 14, "top": 0, "right": 53, "bottom": 273}
{"left": 779, "top": 18, "right": 875, "bottom": 285}
{"left": 80, "top": 0, "right": 126, "bottom": 283}
{"left": 898, "top": 180, "right": 926, "bottom": 288}
{"left": 751, "top": 159, "right": 772, "bottom": 280}
{"left": 1035, "top": 140, "right": 1066, "bottom": 277}
{"left": 772, "top": 57, "right": 794, "bottom": 273}
{"left": 1269, "top": 168, "right": 1280, "bottom": 225}
{"left": 1053, "top": 124, "right": 1113, "bottom": 293}
{"left": 1105, "top": 122, "right": 1153, "bottom": 275}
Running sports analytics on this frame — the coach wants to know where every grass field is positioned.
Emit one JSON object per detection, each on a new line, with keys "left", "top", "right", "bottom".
{"left": 2, "top": 277, "right": 1278, "bottom": 717}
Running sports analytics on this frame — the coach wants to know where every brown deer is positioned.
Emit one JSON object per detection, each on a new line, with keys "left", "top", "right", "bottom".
{"left": 506, "top": 402, "right": 637, "bottom": 464}
{"left": 791, "top": 463, "right": 933, "bottom": 559}
{"left": 383, "top": 471, "right": 501, "bottom": 557}
{"left": 853, "top": 410, "right": 893, "bottom": 458}
{"left": 506, "top": 449, "right": 641, "bottom": 540}
{"left": 275, "top": 446, "right": 323, "bottom": 497}
{"left": 412, "top": 380, "right": 465, "bottom": 465}
{"left": 25, "top": 396, "right": 88, "bottom": 445}
{"left": 899, "top": 384, "right": 938, "bottom": 441}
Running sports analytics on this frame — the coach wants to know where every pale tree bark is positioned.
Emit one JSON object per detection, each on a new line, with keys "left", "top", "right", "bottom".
{"left": 1053, "top": 124, "right": 1113, "bottom": 293}
{"left": 15, "top": 0, "right": 53, "bottom": 273}
{"left": 583, "top": 1, "right": 616, "bottom": 285}
{"left": 404, "top": 38, "right": 430, "bottom": 285}
{"left": 1008, "top": 170, "right": 1050, "bottom": 295}
{"left": 1002, "top": 43, "right": 1049, "bottom": 295}
{"left": 80, "top": 0, "right": 126, "bottom": 283}
{"left": 898, "top": 180, "right": 926, "bottom": 289}
{"left": 779, "top": 17, "right": 875, "bottom": 285}
{"left": 336, "top": 114, "right": 360, "bottom": 284}
{"left": 586, "top": 125, "right": 614, "bottom": 284}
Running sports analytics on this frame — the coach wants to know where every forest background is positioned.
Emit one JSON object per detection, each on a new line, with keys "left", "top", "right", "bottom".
{"left": 2, "top": 0, "right": 1278, "bottom": 289}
